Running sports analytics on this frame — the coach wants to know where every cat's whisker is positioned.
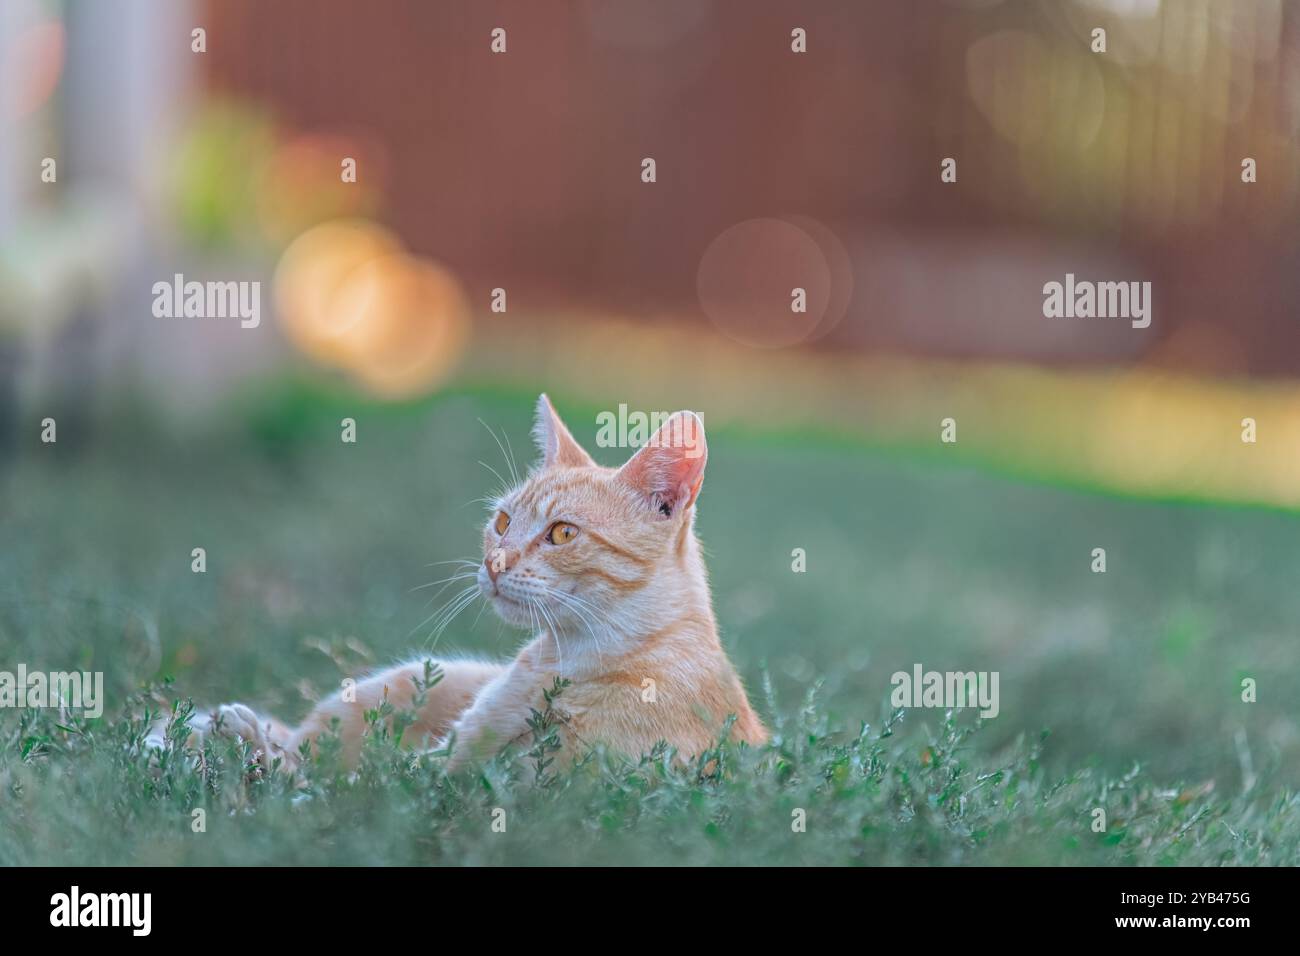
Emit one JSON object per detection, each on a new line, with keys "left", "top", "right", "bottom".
{"left": 500, "top": 429, "right": 521, "bottom": 487}
{"left": 554, "top": 594, "right": 604, "bottom": 646}
{"left": 410, "top": 583, "right": 479, "bottom": 641}
{"left": 426, "top": 586, "right": 483, "bottom": 648}
{"left": 544, "top": 587, "right": 608, "bottom": 640}
{"left": 523, "top": 599, "right": 544, "bottom": 669}
{"left": 468, "top": 594, "right": 490, "bottom": 632}
{"left": 526, "top": 598, "right": 545, "bottom": 662}
{"left": 557, "top": 603, "right": 604, "bottom": 671}
{"left": 412, "top": 590, "right": 471, "bottom": 640}
{"left": 477, "top": 460, "right": 511, "bottom": 498}
{"left": 478, "top": 418, "right": 520, "bottom": 486}
{"left": 527, "top": 596, "right": 565, "bottom": 677}
{"left": 547, "top": 586, "right": 605, "bottom": 619}
{"left": 410, "top": 561, "right": 481, "bottom": 611}
{"left": 410, "top": 571, "right": 478, "bottom": 593}
{"left": 415, "top": 572, "right": 481, "bottom": 612}
{"left": 540, "top": 603, "right": 568, "bottom": 679}
{"left": 569, "top": 609, "right": 608, "bottom": 671}
{"left": 430, "top": 593, "right": 481, "bottom": 647}
{"left": 539, "top": 586, "right": 607, "bottom": 670}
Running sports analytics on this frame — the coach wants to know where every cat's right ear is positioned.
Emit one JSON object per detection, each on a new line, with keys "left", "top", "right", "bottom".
{"left": 532, "top": 393, "right": 596, "bottom": 469}
{"left": 615, "top": 411, "right": 708, "bottom": 518}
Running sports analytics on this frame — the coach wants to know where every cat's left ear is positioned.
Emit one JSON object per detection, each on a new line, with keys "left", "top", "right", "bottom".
{"left": 616, "top": 411, "right": 708, "bottom": 518}
{"left": 533, "top": 393, "right": 596, "bottom": 469}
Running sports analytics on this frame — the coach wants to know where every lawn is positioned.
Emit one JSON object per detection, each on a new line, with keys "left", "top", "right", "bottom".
{"left": 1, "top": 384, "right": 1297, "bottom": 865}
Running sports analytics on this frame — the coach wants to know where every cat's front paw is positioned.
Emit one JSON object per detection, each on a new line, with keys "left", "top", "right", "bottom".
{"left": 209, "top": 703, "right": 282, "bottom": 773}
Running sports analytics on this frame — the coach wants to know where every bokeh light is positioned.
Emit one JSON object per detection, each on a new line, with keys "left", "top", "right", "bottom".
{"left": 323, "top": 252, "right": 469, "bottom": 398}
{"left": 1, "top": 17, "right": 64, "bottom": 122}
{"left": 781, "top": 215, "right": 854, "bottom": 344}
{"left": 273, "top": 218, "right": 403, "bottom": 363}
{"left": 273, "top": 219, "right": 468, "bottom": 397}
{"left": 696, "top": 218, "right": 832, "bottom": 349}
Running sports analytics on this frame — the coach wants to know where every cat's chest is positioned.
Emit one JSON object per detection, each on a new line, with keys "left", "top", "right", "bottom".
{"left": 550, "top": 673, "right": 720, "bottom": 756}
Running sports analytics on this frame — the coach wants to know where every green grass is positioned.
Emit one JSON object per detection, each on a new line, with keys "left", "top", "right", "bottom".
{"left": 1, "top": 386, "right": 1297, "bottom": 865}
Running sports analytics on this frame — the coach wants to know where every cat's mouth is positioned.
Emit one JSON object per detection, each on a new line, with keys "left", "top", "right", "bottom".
{"left": 479, "top": 576, "right": 520, "bottom": 607}
{"left": 486, "top": 588, "right": 537, "bottom": 628}
{"left": 476, "top": 567, "right": 539, "bottom": 626}
{"left": 477, "top": 566, "right": 510, "bottom": 602}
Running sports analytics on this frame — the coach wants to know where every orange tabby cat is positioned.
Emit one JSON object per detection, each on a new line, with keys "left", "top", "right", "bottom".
{"left": 200, "top": 395, "right": 766, "bottom": 772}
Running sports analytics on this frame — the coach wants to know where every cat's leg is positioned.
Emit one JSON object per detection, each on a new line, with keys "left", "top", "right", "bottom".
{"left": 207, "top": 702, "right": 296, "bottom": 772}
{"left": 437, "top": 654, "right": 560, "bottom": 771}
{"left": 286, "top": 657, "right": 504, "bottom": 765}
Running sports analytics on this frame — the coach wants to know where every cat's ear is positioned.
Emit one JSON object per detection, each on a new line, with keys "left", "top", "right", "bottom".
{"left": 615, "top": 411, "right": 707, "bottom": 517}
{"left": 533, "top": 393, "right": 596, "bottom": 469}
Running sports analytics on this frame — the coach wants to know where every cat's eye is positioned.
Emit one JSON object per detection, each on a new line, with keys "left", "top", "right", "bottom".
{"left": 547, "top": 522, "right": 579, "bottom": 545}
{"left": 493, "top": 511, "right": 510, "bottom": 535}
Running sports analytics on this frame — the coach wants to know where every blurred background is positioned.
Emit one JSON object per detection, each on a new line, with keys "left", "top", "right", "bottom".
{"left": 4, "top": 0, "right": 1300, "bottom": 498}
{"left": 1, "top": 0, "right": 1298, "bottom": 791}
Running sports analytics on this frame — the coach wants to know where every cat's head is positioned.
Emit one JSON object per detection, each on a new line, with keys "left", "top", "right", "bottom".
{"left": 477, "top": 394, "right": 708, "bottom": 633}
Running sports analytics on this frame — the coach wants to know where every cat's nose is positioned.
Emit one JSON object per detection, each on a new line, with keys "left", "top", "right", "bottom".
{"left": 485, "top": 547, "right": 518, "bottom": 584}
